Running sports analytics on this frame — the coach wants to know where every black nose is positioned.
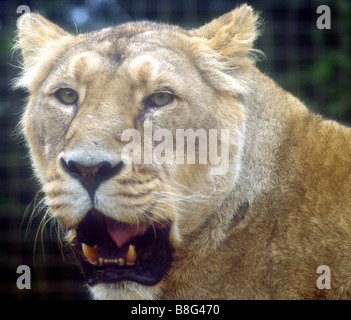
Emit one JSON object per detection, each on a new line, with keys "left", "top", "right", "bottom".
{"left": 60, "top": 158, "right": 124, "bottom": 199}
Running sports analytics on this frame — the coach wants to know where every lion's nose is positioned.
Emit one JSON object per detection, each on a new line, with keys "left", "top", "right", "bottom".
{"left": 60, "top": 157, "right": 124, "bottom": 199}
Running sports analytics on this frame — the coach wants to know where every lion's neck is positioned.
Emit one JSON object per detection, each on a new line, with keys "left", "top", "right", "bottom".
{"left": 221, "top": 67, "right": 309, "bottom": 226}
{"left": 234, "top": 69, "right": 295, "bottom": 203}
{"left": 186, "top": 67, "right": 308, "bottom": 252}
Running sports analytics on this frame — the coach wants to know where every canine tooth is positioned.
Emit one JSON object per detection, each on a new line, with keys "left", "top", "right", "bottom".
{"left": 82, "top": 244, "right": 98, "bottom": 264}
{"left": 126, "top": 244, "right": 137, "bottom": 264}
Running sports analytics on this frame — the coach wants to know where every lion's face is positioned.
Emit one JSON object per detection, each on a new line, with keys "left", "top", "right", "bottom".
{"left": 15, "top": 6, "right": 257, "bottom": 299}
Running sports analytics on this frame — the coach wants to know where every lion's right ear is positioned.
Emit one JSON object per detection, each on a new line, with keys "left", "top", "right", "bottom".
{"left": 13, "top": 13, "right": 74, "bottom": 90}
{"left": 15, "top": 13, "right": 72, "bottom": 69}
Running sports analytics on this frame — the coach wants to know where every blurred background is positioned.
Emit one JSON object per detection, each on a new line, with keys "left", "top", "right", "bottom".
{"left": 0, "top": 0, "right": 350, "bottom": 299}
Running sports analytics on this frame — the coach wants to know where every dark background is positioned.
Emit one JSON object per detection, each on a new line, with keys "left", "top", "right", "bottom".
{"left": 0, "top": 0, "right": 350, "bottom": 299}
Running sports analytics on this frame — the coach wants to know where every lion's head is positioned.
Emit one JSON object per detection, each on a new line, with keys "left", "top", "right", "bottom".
{"left": 14, "top": 4, "right": 259, "bottom": 299}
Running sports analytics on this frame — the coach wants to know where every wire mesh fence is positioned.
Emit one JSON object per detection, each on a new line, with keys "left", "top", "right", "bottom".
{"left": 0, "top": 0, "right": 350, "bottom": 299}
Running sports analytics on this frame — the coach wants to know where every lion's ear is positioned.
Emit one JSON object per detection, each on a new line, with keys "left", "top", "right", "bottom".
{"left": 188, "top": 4, "right": 260, "bottom": 95}
{"left": 192, "top": 4, "right": 259, "bottom": 59}
{"left": 15, "top": 13, "right": 72, "bottom": 68}
{"left": 13, "top": 13, "right": 74, "bottom": 90}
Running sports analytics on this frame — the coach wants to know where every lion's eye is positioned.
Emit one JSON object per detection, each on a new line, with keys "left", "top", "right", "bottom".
{"left": 55, "top": 88, "right": 78, "bottom": 105}
{"left": 150, "top": 92, "right": 173, "bottom": 107}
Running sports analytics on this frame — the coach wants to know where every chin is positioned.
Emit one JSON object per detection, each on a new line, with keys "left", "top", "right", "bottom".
{"left": 89, "top": 282, "right": 162, "bottom": 300}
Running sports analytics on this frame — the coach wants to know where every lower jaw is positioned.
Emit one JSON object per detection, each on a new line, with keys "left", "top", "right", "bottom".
{"left": 80, "top": 258, "right": 166, "bottom": 287}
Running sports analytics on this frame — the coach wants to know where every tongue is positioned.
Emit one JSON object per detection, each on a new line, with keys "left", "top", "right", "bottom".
{"left": 106, "top": 217, "right": 149, "bottom": 248}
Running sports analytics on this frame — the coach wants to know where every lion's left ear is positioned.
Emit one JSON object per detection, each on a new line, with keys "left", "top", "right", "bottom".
{"left": 189, "top": 4, "right": 260, "bottom": 95}
{"left": 192, "top": 4, "right": 259, "bottom": 59}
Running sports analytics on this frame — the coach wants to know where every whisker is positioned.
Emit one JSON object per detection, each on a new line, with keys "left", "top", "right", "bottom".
{"left": 33, "top": 209, "right": 49, "bottom": 267}
{"left": 21, "top": 191, "right": 45, "bottom": 239}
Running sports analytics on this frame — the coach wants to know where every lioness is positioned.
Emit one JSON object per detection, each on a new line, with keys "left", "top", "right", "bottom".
{"left": 14, "top": 4, "right": 351, "bottom": 299}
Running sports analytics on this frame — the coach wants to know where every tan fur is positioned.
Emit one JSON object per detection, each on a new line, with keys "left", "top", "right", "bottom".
{"left": 14, "top": 4, "right": 351, "bottom": 299}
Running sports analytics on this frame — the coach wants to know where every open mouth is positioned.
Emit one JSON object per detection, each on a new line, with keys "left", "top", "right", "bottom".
{"left": 73, "top": 210, "right": 173, "bottom": 287}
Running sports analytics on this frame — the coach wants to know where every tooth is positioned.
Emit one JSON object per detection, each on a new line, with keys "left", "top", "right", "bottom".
{"left": 118, "top": 258, "right": 125, "bottom": 266}
{"left": 82, "top": 244, "right": 98, "bottom": 264}
{"left": 98, "top": 257, "right": 103, "bottom": 265}
{"left": 126, "top": 244, "right": 137, "bottom": 264}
